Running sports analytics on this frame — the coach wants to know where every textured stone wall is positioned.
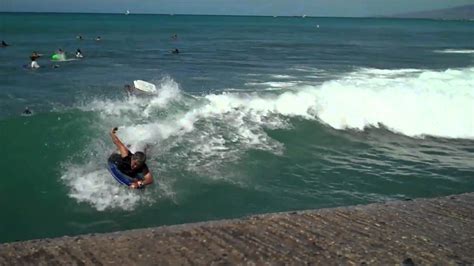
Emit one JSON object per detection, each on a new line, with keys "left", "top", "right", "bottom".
{"left": 1, "top": 193, "right": 473, "bottom": 265}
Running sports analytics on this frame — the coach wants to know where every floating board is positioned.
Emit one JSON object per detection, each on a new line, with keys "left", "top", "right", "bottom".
{"left": 134, "top": 80, "right": 157, "bottom": 93}
{"left": 107, "top": 154, "right": 134, "bottom": 186}
{"left": 50, "top": 58, "right": 77, "bottom": 62}
{"left": 22, "top": 64, "right": 39, "bottom": 69}
{"left": 51, "top": 54, "right": 66, "bottom": 61}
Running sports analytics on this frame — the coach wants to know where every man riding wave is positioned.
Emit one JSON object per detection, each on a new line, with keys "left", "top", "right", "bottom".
{"left": 109, "top": 127, "right": 154, "bottom": 189}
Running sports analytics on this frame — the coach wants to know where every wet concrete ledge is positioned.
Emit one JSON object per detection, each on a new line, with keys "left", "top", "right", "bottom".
{"left": 1, "top": 193, "right": 473, "bottom": 265}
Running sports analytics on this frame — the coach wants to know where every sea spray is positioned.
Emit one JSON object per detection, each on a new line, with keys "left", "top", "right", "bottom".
{"left": 63, "top": 67, "right": 474, "bottom": 210}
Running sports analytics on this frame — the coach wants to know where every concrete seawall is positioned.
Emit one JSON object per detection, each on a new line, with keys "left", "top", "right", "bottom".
{"left": 1, "top": 193, "right": 473, "bottom": 265}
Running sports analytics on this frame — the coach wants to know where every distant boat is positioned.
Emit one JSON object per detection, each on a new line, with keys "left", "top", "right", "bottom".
{"left": 125, "top": 10, "right": 130, "bottom": 15}
{"left": 302, "top": 14, "right": 307, "bottom": 18}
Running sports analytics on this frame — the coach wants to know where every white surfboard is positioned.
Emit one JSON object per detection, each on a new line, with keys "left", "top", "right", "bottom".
{"left": 134, "top": 80, "right": 157, "bottom": 93}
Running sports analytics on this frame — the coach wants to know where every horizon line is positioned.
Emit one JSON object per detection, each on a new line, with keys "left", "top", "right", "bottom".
{"left": 1, "top": 11, "right": 471, "bottom": 22}
{"left": 0, "top": 10, "right": 367, "bottom": 18}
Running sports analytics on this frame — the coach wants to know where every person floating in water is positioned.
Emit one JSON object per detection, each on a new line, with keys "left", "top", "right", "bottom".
{"left": 109, "top": 127, "right": 154, "bottom": 189}
{"left": 52, "top": 49, "right": 66, "bottom": 61}
{"left": 123, "top": 84, "right": 136, "bottom": 94}
{"left": 96, "top": 36, "right": 101, "bottom": 41}
{"left": 76, "top": 35, "right": 83, "bottom": 40}
{"left": 122, "top": 83, "right": 152, "bottom": 95}
{"left": 171, "top": 48, "right": 180, "bottom": 54}
{"left": 75, "top": 48, "right": 83, "bottom": 58}
{"left": 22, "top": 107, "right": 32, "bottom": 116}
{"left": 1, "top": 40, "right": 9, "bottom": 47}
{"left": 171, "top": 34, "right": 178, "bottom": 40}
{"left": 30, "top": 51, "right": 41, "bottom": 69}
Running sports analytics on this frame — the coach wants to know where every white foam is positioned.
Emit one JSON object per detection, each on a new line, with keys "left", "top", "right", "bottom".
{"left": 61, "top": 160, "right": 144, "bottom": 211}
{"left": 63, "top": 78, "right": 183, "bottom": 211}
{"left": 79, "top": 76, "right": 181, "bottom": 118}
{"left": 435, "top": 49, "right": 474, "bottom": 54}
{"left": 143, "top": 76, "right": 181, "bottom": 117}
{"left": 315, "top": 67, "right": 474, "bottom": 138}
{"left": 358, "top": 68, "right": 422, "bottom": 76}
{"left": 270, "top": 74, "right": 294, "bottom": 79}
{"left": 82, "top": 66, "right": 474, "bottom": 145}
{"left": 81, "top": 97, "right": 142, "bottom": 116}
{"left": 65, "top": 67, "right": 474, "bottom": 210}
{"left": 245, "top": 81, "right": 298, "bottom": 88}
{"left": 203, "top": 67, "right": 474, "bottom": 139}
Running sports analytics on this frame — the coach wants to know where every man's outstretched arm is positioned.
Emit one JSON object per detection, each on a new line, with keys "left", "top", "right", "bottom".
{"left": 110, "top": 127, "right": 129, "bottom": 158}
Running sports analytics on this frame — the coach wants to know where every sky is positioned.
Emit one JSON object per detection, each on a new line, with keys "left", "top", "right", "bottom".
{"left": 0, "top": 0, "right": 473, "bottom": 17}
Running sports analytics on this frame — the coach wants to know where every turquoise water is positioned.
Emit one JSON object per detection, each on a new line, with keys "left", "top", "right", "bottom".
{"left": 0, "top": 13, "right": 473, "bottom": 243}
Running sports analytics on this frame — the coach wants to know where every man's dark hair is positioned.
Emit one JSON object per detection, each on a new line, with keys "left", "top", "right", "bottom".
{"left": 132, "top": 152, "right": 146, "bottom": 166}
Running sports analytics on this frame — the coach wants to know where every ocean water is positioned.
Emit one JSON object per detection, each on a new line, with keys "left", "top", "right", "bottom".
{"left": 0, "top": 13, "right": 473, "bottom": 243}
